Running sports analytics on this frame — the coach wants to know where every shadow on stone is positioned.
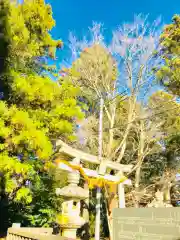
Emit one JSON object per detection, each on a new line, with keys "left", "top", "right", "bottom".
{"left": 77, "top": 222, "right": 90, "bottom": 240}
{"left": 77, "top": 200, "right": 90, "bottom": 240}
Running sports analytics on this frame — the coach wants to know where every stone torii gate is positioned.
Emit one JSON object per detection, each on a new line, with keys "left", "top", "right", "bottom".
{"left": 55, "top": 139, "right": 133, "bottom": 208}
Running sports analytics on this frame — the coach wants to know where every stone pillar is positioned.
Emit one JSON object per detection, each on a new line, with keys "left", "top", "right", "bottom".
{"left": 118, "top": 183, "right": 125, "bottom": 208}
{"left": 117, "top": 171, "right": 126, "bottom": 208}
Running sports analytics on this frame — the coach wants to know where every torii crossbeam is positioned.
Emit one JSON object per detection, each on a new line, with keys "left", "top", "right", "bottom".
{"left": 55, "top": 139, "right": 132, "bottom": 203}
{"left": 56, "top": 139, "right": 133, "bottom": 173}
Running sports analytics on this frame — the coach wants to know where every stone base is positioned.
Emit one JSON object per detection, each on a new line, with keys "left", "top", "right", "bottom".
{"left": 60, "top": 223, "right": 83, "bottom": 229}
{"left": 60, "top": 221, "right": 84, "bottom": 239}
{"left": 61, "top": 228, "right": 77, "bottom": 239}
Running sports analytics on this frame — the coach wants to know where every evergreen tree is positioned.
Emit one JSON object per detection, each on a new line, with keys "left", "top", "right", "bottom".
{"left": 157, "top": 15, "right": 180, "bottom": 96}
{"left": 0, "top": 0, "right": 84, "bottom": 230}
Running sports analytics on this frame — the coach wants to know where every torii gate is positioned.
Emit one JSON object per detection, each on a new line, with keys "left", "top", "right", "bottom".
{"left": 55, "top": 139, "right": 133, "bottom": 208}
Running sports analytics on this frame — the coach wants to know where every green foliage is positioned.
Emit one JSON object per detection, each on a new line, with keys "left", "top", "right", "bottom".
{"left": 0, "top": 101, "right": 52, "bottom": 158}
{"left": 0, "top": 0, "right": 9, "bottom": 74}
{"left": 157, "top": 15, "right": 180, "bottom": 96}
{"left": 9, "top": 70, "right": 84, "bottom": 139}
{"left": 148, "top": 90, "right": 180, "bottom": 137}
{"left": 6, "top": 167, "right": 67, "bottom": 228}
{"left": 0, "top": 101, "right": 53, "bottom": 204}
{"left": 7, "top": 0, "right": 62, "bottom": 68}
{"left": 0, "top": 0, "right": 83, "bottom": 230}
{"left": 23, "top": 168, "right": 67, "bottom": 228}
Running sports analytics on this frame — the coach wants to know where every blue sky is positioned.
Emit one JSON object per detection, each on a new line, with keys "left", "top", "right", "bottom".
{"left": 47, "top": 0, "right": 180, "bottom": 62}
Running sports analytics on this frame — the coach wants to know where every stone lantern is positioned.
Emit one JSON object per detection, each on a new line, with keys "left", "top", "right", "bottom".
{"left": 56, "top": 168, "right": 89, "bottom": 239}
{"left": 148, "top": 190, "right": 173, "bottom": 208}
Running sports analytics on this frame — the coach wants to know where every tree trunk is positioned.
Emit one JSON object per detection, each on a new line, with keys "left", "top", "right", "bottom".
{"left": 107, "top": 100, "right": 116, "bottom": 158}
{"left": 116, "top": 96, "right": 136, "bottom": 163}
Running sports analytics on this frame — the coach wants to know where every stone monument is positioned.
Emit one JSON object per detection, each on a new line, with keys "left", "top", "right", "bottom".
{"left": 148, "top": 190, "right": 173, "bottom": 208}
